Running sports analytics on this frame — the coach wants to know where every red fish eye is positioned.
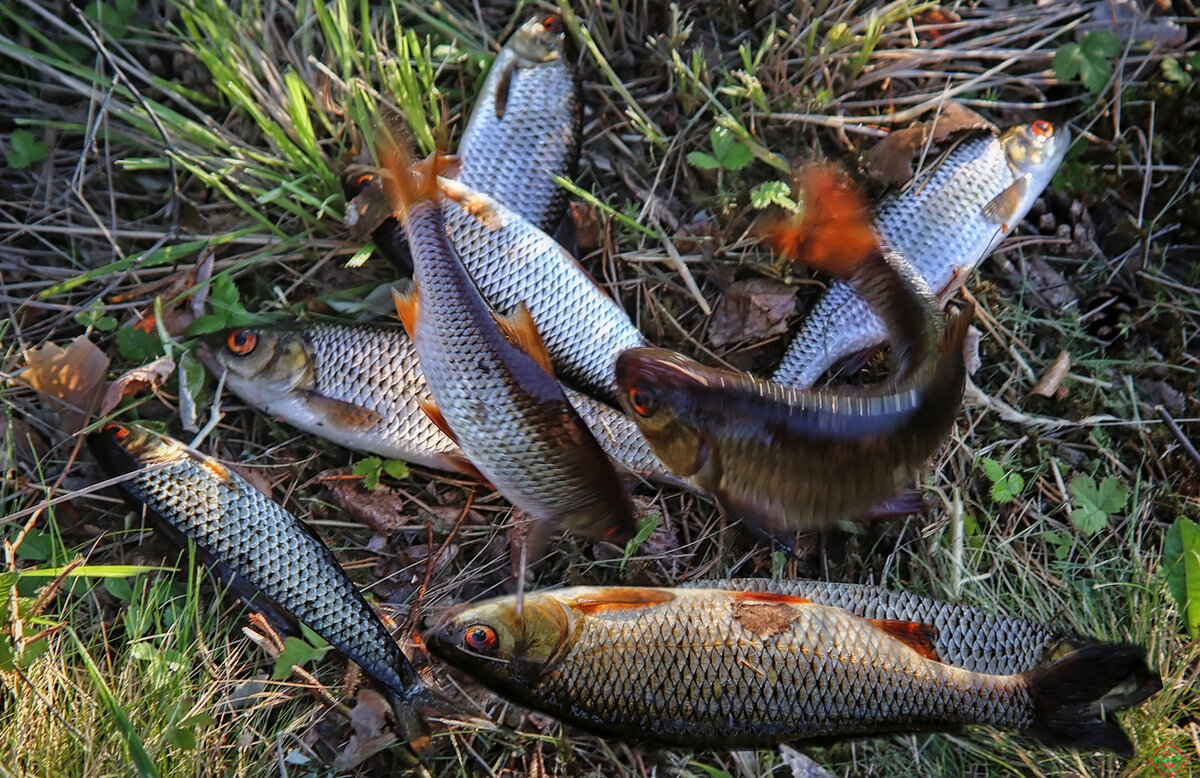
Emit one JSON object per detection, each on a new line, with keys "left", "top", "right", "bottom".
{"left": 1031, "top": 120, "right": 1053, "bottom": 138}
{"left": 463, "top": 624, "right": 497, "bottom": 653}
{"left": 629, "top": 386, "right": 655, "bottom": 417}
{"left": 103, "top": 423, "right": 130, "bottom": 440}
{"left": 226, "top": 329, "right": 257, "bottom": 355}
{"left": 542, "top": 15, "right": 563, "bottom": 34}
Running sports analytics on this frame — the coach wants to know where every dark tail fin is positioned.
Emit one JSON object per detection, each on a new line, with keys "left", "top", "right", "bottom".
{"left": 1023, "top": 643, "right": 1161, "bottom": 757}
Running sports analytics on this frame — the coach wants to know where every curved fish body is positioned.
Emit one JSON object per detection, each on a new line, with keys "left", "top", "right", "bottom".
{"left": 440, "top": 177, "right": 644, "bottom": 400}
{"left": 385, "top": 153, "right": 636, "bottom": 540}
{"left": 457, "top": 14, "right": 581, "bottom": 233}
{"left": 618, "top": 242, "right": 970, "bottom": 533}
{"left": 773, "top": 121, "right": 1070, "bottom": 388}
{"left": 427, "top": 586, "right": 1158, "bottom": 753}
{"left": 196, "top": 322, "right": 682, "bottom": 488}
{"left": 690, "top": 579, "right": 1073, "bottom": 675}
{"left": 88, "top": 424, "right": 423, "bottom": 703}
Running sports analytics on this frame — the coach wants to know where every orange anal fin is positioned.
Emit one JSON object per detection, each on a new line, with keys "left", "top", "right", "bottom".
{"left": 494, "top": 302, "right": 555, "bottom": 376}
{"left": 730, "top": 591, "right": 813, "bottom": 606}
{"left": 572, "top": 588, "right": 676, "bottom": 614}
{"left": 392, "top": 285, "right": 420, "bottom": 339}
{"left": 417, "top": 396, "right": 457, "bottom": 443}
{"left": 438, "top": 452, "right": 488, "bottom": 484}
{"left": 869, "top": 618, "right": 940, "bottom": 662}
{"left": 300, "top": 390, "right": 385, "bottom": 430}
{"left": 981, "top": 175, "right": 1029, "bottom": 228}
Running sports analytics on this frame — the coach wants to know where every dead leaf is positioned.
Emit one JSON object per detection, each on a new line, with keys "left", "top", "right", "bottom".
{"left": 333, "top": 688, "right": 398, "bottom": 770}
{"left": 318, "top": 470, "right": 414, "bottom": 534}
{"left": 709, "top": 278, "right": 798, "bottom": 346}
{"left": 99, "top": 353, "right": 176, "bottom": 416}
{"left": 865, "top": 103, "right": 997, "bottom": 186}
{"left": 912, "top": 7, "right": 962, "bottom": 43}
{"left": 15, "top": 335, "right": 109, "bottom": 433}
{"left": 345, "top": 173, "right": 393, "bottom": 242}
{"left": 779, "top": 745, "right": 837, "bottom": 778}
{"left": 1029, "top": 350, "right": 1072, "bottom": 399}
{"left": 569, "top": 201, "right": 601, "bottom": 253}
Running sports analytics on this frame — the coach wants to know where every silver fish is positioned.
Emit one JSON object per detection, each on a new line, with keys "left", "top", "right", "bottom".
{"left": 457, "top": 14, "right": 581, "bottom": 233}
{"left": 773, "top": 121, "right": 1070, "bottom": 388}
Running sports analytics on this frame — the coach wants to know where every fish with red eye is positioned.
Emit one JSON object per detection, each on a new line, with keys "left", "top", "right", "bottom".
{"left": 463, "top": 624, "right": 499, "bottom": 655}
{"left": 226, "top": 329, "right": 257, "bottom": 355}
{"left": 1031, "top": 119, "right": 1054, "bottom": 138}
{"left": 542, "top": 15, "right": 563, "bottom": 34}
{"left": 103, "top": 423, "right": 130, "bottom": 440}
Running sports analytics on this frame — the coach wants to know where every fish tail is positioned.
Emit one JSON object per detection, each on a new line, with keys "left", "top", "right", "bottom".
{"left": 374, "top": 130, "right": 455, "bottom": 219}
{"left": 1022, "top": 643, "right": 1161, "bottom": 756}
{"left": 762, "top": 164, "right": 879, "bottom": 279}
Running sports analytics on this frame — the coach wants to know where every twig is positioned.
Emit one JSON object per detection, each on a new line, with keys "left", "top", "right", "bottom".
{"left": 1156, "top": 405, "right": 1200, "bottom": 472}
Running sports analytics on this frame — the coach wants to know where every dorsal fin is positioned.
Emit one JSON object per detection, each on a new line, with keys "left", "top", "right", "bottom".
{"left": 391, "top": 286, "right": 420, "bottom": 339}
{"left": 493, "top": 303, "right": 555, "bottom": 375}
{"left": 868, "top": 618, "right": 940, "bottom": 661}
{"left": 762, "top": 165, "right": 880, "bottom": 280}
{"left": 572, "top": 589, "right": 676, "bottom": 614}
{"left": 730, "top": 590, "right": 812, "bottom": 606}
{"left": 416, "top": 396, "right": 457, "bottom": 443}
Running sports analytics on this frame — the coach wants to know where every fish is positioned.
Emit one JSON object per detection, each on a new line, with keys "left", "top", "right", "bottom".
{"left": 88, "top": 423, "right": 429, "bottom": 751}
{"left": 426, "top": 586, "right": 1161, "bottom": 754}
{"left": 195, "top": 322, "right": 683, "bottom": 489}
{"left": 686, "top": 579, "right": 1074, "bottom": 675}
{"left": 457, "top": 14, "right": 581, "bottom": 235}
{"left": 381, "top": 146, "right": 636, "bottom": 541}
{"left": 617, "top": 168, "right": 968, "bottom": 532}
{"left": 773, "top": 120, "right": 1070, "bottom": 388}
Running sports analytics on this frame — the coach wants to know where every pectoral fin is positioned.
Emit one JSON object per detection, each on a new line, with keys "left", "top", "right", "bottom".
{"left": 493, "top": 59, "right": 517, "bottom": 119}
{"left": 868, "top": 618, "right": 941, "bottom": 662}
{"left": 981, "top": 176, "right": 1029, "bottom": 229}
{"left": 300, "top": 391, "right": 385, "bottom": 430}
{"left": 572, "top": 589, "right": 677, "bottom": 614}
{"left": 494, "top": 303, "right": 555, "bottom": 375}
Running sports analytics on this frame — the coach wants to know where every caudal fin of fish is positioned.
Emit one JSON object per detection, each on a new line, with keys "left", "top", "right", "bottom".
{"left": 1023, "top": 643, "right": 1161, "bottom": 756}
{"left": 374, "top": 130, "right": 456, "bottom": 218}
{"left": 762, "top": 165, "right": 880, "bottom": 280}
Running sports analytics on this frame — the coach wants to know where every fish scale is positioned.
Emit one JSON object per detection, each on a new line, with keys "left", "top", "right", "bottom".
{"left": 690, "top": 578, "right": 1070, "bottom": 675}
{"left": 457, "top": 15, "right": 580, "bottom": 234}
{"left": 90, "top": 425, "right": 419, "bottom": 699}
{"left": 440, "top": 180, "right": 646, "bottom": 400}
{"left": 774, "top": 123, "right": 1070, "bottom": 388}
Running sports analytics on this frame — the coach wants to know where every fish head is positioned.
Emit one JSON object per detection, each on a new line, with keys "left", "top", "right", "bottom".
{"left": 509, "top": 14, "right": 568, "bottom": 64}
{"left": 615, "top": 348, "right": 710, "bottom": 478}
{"left": 1000, "top": 119, "right": 1071, "bottom": 202}
{"left": 196, "top": 327, "right": 315, "bottom": 403}
{"left": 425, "top": 592, "right": 572, "bottom": 689}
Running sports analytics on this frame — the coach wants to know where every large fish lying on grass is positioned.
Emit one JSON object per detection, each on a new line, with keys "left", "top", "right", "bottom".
{"left": 381, "top": 144, "right": 636, "bottom": 542}
{"left": 457, "top": 13, "right": 580, "bottom": 234}
{"left": 89, "top": 423, "right": 429, "bottom": 753}
{"left": 617, "top": 168, "right": 968, "bottom": 533}
{"left": 196, "top": 322, "right": 682, "bottom": 488}
{"left": 427, "top": 586, "right": 1160, "bottom": 754}
{"left": 773, "top": 120, "right": 1070, "bottom": 388}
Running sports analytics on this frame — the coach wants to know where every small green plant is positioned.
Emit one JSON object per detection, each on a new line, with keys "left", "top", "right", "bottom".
{"left": 1054, "top": 31, "right": 1121, "bottom": 94}
{"left": 1163, "top": 517, "right": 1200, "bottom": 639}
{"left": 622, "top": 513, "right": 660, "bottom": 564}
{"left": 981, "top": 457, "right": 1024, "bottom": 504}
{"left": 6, "top": 128, "right": 48, "bottom": 169}
{"left": 352, "top": 457, "right": 410, "bottom": 489}
{"left": 687, "top": 126, "right": 754, "bottom": 172}
{"left": 115, "top": 326, "right": 164, "bottom": 363}
{"left": 271, "top": 624, "right": 331, "bottom": 680}
{"left": 1067, "top": 475, "right": 1128, "bottom": 537}
{"left": 186, "top": 272, "right": 256, "bottom": 336}
{"left": 749, "top": 180, "right": 798, "bottom": 211}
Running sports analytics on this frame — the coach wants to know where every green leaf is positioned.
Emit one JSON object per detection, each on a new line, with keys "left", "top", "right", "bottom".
{"left": 271, "top": 635, "right": 331, "bottom": 680}
{"left": 104, "top": 576, "right": 134, "bottom": 602}
{"left": 381, "top": 459, "right": 409, "bottom": 481}
{"left": 1068, "top": 475, "right": 1126, "bottom": 537}
{"left": 709, "top": 126, "right": 752, "bottom": 171}
{"left": 686, "top": 151, "right": 721, "bottom": 170}
{"left": 74, "top": 308, "right": 118, "bottom": 331}
{"left": 981, "top": 457, "right": 1005, "bottom": 484}
{"left": 981, "top": 457, "right": 1023, "bottom": 504}
{"left": 1163, "top": 517, "right": 1200, "bottom": 639}
{"left": 115, "top": 327, "right": 164, "bottom": 363}
{"left": 13, "top": 529, "right": 53, "bottom": 562}
{"left": 1081, "top": 30, "right": 1121, "bottom": 60}
{"left": 352, "top": 457, "right": 383, "bottom": 489}
{"left": 622, "top": 513, "right": 660, "bottom": 562}
{"left": 185, "top": 315, "right": 229, "bottom": 337}
{"left": 1053, "top": 42, "right": 1083, "bottom": 83}
{"left": 6, "top": 129, "right": 49, "bottom": 170}
{"left": 1162, "top": 57, "right": 1192, "bottom": 87}
{"left": 749, "top": 180, "right": 798, "bottom": 211}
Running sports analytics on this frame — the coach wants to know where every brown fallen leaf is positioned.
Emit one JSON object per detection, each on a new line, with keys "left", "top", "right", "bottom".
{"left": 709, "top": 278, "right": 798, "bottom": 347}
{"left": 345, "top": 172, "right": 392, "bottom": 242}
{"left": 15, "top": 335, "right": 109, "bottom": 434}
{"left": 318, "top": 470, "right": 414, "bottom": 534}
{"left": 865, "top": 103, "right": 997, "bottom": 186}
{"left": 1029, "top": 350, "right": 1072, "bottom": 399}
{"left": 569, "top": 201, "right": 601, "bottom": 253}
{"left": 333, "top": 688, "right": 398, "bottom": 770}
{"left": 99, "top": 353, "right": 176, "bottom": 417}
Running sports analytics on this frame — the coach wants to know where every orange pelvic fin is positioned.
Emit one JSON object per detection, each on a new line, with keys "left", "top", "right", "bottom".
{"left": 762, "top": 164, "right": 880, "bottom": 280}
{"left": 868, "top": 618, "right": 940, "bottom": 662}
{"left": 494, "top": 302, "right": 555, "bottom": 376}
{"left": 572, "top": 589, "right": 676, "bottom": 614}
{"left": 391, "top": 285, "right": 420, "bottom": 339}
{"left": 417, "top": 396, "right": 457, "bottom": 443}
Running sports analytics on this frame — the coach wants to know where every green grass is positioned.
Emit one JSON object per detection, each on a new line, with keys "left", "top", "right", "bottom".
{"left": 1, "top": 0, "right": 1198, "bottom": 775}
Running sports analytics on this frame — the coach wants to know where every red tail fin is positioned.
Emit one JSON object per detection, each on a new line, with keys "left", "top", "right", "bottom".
{"left": 762, "top": 165, "right": 879, "bottom": 280}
